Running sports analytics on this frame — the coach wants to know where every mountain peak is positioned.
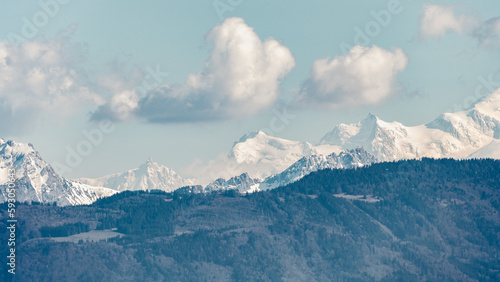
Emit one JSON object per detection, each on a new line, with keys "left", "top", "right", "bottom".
{"left": 363, "top": 113, "right": 380, "bottom": 123}
{"left": 357, "top": 113, "right": 385, "bottom": 136}
{"left": 139, "top": 157, "right": 160, "bottom": 171}
{"left": 0, "top": 139, "right": 37, "bottom": 156}
{"left": 236, "top": 130, "right": 268, "bottom": 144}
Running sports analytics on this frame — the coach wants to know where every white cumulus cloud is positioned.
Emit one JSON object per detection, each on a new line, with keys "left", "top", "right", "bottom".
{"left": 93, "top": 17, "right": 296, "bottom": 123}
{"left": 296, "top": 45, "right": 408, "bottom": 109}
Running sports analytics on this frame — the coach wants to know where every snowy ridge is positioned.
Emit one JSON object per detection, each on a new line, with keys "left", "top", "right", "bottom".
{"left": 0, "top": 140, "right": 117, "bottom": 206}
{"left": 78, "top": 158, "right": 195, "bottom": 192}
{"left": 320, "top": 90, "right": 500, "bottom": 161}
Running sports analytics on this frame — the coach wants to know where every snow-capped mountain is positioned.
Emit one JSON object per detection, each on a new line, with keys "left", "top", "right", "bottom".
{"left": 205, "top": 147, "right": 376, "bottom": 193}
{"left": 78, "top": 158, "right": 195, "bottom": 192}
{"left": 228, "top": 130, "right": 343, "bottom": 178}
{"left": 320, "top": 90, "right": 500, "bottom": 161}
{"left": 204, "top": 88, "right": 499, "bottom": 193}
{"left": 193, "top": 130, "right": 342, "bottom": 184}
{"left": 0, "top": 139, "right": 117, "bottom": 206}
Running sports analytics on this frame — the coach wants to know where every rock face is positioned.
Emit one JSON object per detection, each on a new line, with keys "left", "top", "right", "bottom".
{"left": 0, "top": 139, "right": 117, "bottom": 206}
{"left": 78, "top": 158, "right": 195, "bottom": 192}
{"left": 320, "top": 90, "right": 500, "bottom": 161}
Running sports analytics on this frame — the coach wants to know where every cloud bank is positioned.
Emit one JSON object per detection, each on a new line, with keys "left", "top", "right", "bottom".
{"left": 296, "top": 45, "right": 408, "bottom": 109}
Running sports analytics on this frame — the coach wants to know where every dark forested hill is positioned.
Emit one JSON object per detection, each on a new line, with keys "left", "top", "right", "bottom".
{"left": 1, "top": 158, "right": 499, "bottom": 281}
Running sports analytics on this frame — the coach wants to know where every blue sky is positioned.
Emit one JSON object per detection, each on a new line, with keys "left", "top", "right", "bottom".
{"left": 1, "top": 0, "right": 499, "bottom": 179}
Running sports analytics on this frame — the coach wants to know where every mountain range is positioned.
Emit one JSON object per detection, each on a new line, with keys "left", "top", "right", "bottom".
{"left": 196, "top": 90, "right": 500, "bottom": 192}
{"left": 1, "top": 90, "right": 499, "bottom": 205}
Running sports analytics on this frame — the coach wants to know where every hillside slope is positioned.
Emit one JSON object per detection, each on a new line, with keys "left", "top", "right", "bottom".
{"left": 3, "top": 158, "right": 499, "bottom": 281}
